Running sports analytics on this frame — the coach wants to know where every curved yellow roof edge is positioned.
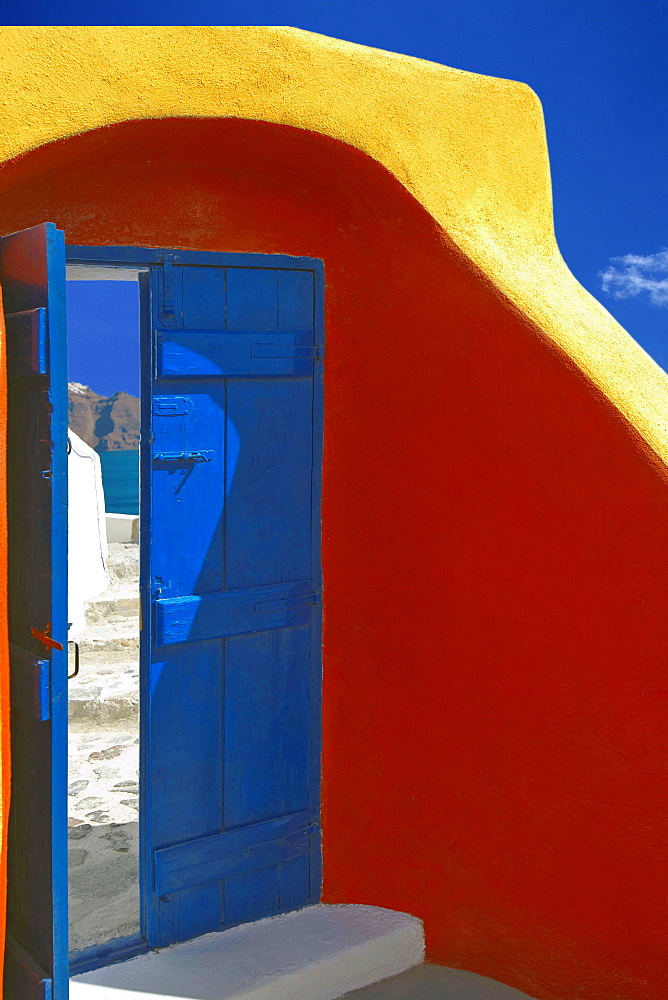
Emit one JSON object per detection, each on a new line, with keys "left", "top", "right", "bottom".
{"left": 1, "top": 25, "right": 667, "bottom": 464}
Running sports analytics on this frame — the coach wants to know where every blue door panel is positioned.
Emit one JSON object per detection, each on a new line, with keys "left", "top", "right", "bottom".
{"left": 149, "top": 640, "right": 224, "bottom": 946}
{"left": 277, "top": 270, "right": 316, "bottom": 329}
{"left": 180, "top": 266, "right": 226, "bottom": 329}
{"left": 154, "top": 881, "right": 221, "bottom": 950}
{"left": 151, "top": 383, "right": 226, "bottom": 596}
{"left": 149, "top": 640, "right": 223, "bottom": 840}
{"left": 279, "top": 854, "right": 312, "bottom": 911}
{"left": 223, "top": 867, "right": 281, "bottom": 928}
{"left": 222, "top": 851, "right": 311, "bottom": 928}
{"left": 225, "top": 378, "right": 314, "bottom": 588}
{"left": 145, "top": 257, "right": 323, "bottom": 948}
{"left": 224, "top": 625, "right": 311, "bottom": 829}
{"left": 225, "top": 268, "right": 279, "bottom": 330}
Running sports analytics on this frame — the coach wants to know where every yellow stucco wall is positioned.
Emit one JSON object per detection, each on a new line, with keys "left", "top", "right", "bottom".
{"left": 0, "top": 25, "right": 666, "bottom": 462}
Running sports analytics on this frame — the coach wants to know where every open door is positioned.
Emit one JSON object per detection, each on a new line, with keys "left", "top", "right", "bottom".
{"left": 1, "top": 224, "right": 69, "bottom": 1000}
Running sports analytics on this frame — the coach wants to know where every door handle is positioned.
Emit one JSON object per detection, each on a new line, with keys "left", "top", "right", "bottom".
{"left": 68, "top": 641, "right": 80, "bottom": 680}
{"left": 153, "top": 450, "right": 214, "bottom": 463}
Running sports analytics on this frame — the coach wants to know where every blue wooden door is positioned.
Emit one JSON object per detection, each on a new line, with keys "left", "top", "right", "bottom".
{"left": 1, "top": 224, "right": 69, "bottom": 999}
{"left": 142, "top": 253, "right": 323, "bottom": 948}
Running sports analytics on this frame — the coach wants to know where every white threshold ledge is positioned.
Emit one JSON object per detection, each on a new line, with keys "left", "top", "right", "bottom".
{"left": 70, "top": 903, "right": 425, "bottom": 1000}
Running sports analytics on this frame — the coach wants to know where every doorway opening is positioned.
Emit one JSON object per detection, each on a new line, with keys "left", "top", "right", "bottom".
{"left": 3, "top": 225, "right": 324, "bottom": 999}
{"left": 61, "top": 245, "right": 325, "bottom": 982}
{"left": 65, "top": 266, "right": 143, "bottom": 961}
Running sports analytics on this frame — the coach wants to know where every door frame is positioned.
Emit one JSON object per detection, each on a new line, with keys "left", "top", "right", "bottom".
{"left": 64, "top": 244, "right": 325, "bottom": 974}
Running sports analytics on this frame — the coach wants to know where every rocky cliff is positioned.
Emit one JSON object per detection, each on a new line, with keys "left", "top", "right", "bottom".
{"left": 68, "top": 383, "right": 140, "bottom": 452}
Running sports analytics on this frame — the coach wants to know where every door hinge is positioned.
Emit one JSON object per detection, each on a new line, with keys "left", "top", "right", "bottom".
{"left": 161, "top": 258, "right": 176, "bottom": 321}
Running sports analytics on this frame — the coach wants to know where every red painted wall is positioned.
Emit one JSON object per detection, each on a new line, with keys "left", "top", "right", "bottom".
{"left": 1, "top": 118, "right": 666, "bottom": 1000}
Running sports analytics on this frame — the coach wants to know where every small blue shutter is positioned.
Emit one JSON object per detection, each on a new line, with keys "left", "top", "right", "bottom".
{"left": 1, "top": 224, "right": 69, "bottom": 1000}
{"left": 143, "top": 256, "right": 323, "bottom": 947}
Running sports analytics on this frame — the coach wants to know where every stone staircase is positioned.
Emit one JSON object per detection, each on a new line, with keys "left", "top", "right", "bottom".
{"left": 68, "top": 542, "right": 140, "bottom": 727}
{"left": 68, "top": 541, "right": 141, "bottom": 956}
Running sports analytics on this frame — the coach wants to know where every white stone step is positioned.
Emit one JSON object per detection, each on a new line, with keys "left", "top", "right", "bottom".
{"left": 70, "top": 904, "right": 424, "bottom": 1000}
{"left": 85, "top": 594, "right": 139, "bottom": 626}
{"left": 69, "top": 661, "right": 139, "bottom": 725}
{"left": 78, "top": 622, "right": 139, "bottom": 664}
{"left": 106, "top": 542, "right": 140, "bottom": 589}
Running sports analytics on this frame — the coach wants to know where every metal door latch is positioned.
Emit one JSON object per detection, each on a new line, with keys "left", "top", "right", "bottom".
{"left": 153, "top": 450, "right": 214, "bottom": 463}
{"left": 31, "top": 622, "right": 63, "bottom": 651}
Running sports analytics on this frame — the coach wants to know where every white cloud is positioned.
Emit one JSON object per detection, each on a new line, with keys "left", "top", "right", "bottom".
{"left": 600, "top": 248, "right": 668, "bottom": 307}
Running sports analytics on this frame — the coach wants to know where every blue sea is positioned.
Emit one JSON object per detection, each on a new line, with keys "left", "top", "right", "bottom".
{"left": 99, "top": 449, "right": 139, "bottom": 515}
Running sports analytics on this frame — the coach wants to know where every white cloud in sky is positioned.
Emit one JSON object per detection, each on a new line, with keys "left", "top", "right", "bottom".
{"left": 600, "top": 249, "right": 668, "bottom": 307}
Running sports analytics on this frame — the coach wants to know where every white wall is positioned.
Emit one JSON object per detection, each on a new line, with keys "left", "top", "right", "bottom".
{"left": 68, "top": 430, "right": 108, "bottom": 637}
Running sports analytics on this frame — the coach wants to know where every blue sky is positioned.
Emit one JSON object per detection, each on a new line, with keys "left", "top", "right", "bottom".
{"left": 67, "top": 282, "right": 140, "bottom": 397}
{"left": 23, "top": 1, "right": 666, "bottom": 388}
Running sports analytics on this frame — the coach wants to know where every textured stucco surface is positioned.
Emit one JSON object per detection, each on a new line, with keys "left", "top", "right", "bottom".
{"left": 0, "top": 25, "right": 667, "bottom": 465}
